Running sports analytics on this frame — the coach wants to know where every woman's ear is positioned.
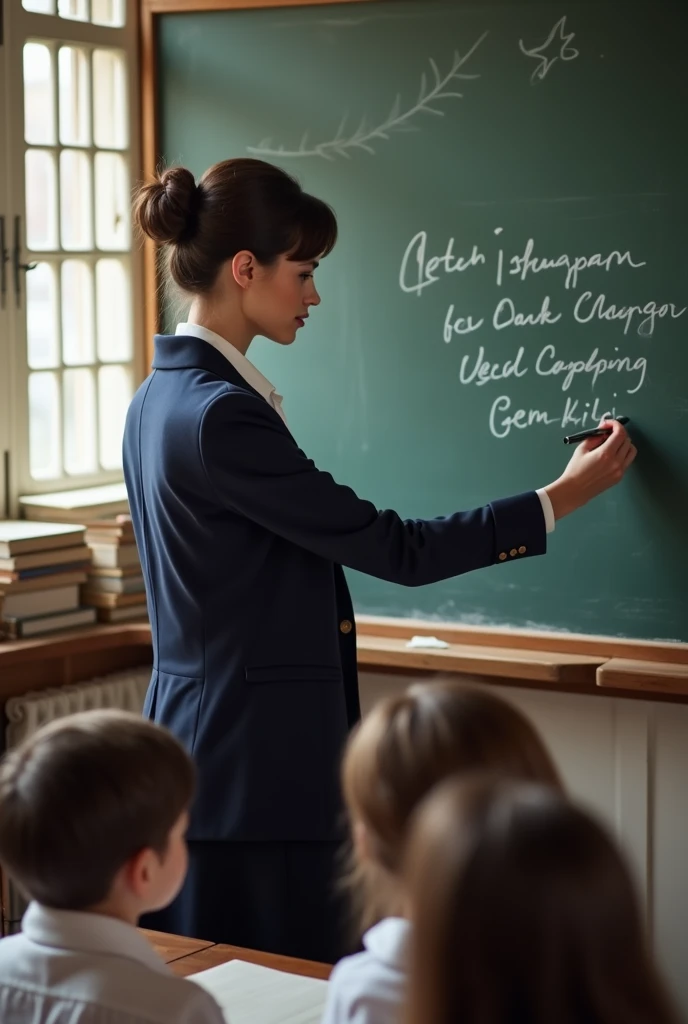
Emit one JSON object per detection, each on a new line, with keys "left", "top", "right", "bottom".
{"left": 231, "top": 250, "right": 255, "bottom": 289}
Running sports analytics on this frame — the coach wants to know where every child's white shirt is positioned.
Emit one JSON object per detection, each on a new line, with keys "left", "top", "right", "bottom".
{"left": 0, "top": 902, "right": 227, "bottom": 1024}
{"left": 321, "top": 917, "right": 410, "bottom": 1024}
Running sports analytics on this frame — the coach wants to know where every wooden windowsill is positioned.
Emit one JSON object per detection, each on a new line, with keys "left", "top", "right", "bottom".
{"left": 0, "top": 623, "right": 152, "bottom": 666}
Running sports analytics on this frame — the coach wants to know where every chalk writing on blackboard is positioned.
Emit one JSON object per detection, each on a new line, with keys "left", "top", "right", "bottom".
{"left": 398, "top": 227, "right": 687, "bottom": 439}
{"left": 518, "top": 16, "right": 579, "bottom": 84}
{"left": 247, "top": 32, "right": 487, "bottom": 161}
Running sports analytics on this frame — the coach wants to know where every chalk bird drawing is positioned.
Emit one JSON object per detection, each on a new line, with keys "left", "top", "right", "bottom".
{"left": 519, "top": 16, "right": 579, "bottom": 83}
{"left": 247, "top": 32, "right": 487, "bottom": 161}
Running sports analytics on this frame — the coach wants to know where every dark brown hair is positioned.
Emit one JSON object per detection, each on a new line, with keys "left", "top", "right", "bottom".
{"left": 342, "top": 683, "right": 562, "bottom": 930}
{"left": 134, "top": 158, "right": 337, "bottom": 293}
{"left": 405, "top": 777, "right": 678, "bottom": 1024}
{"left": 0, "top": 709, "right": 195, "bottom": 910}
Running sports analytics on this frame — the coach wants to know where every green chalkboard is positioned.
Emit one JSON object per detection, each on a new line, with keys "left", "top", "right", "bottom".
{"left": 157, "top": 1, "right": 688, "bottom": 642}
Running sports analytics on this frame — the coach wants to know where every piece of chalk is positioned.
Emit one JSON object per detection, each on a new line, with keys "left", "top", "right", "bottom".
{"left": 405, "top": 635, "right": 450, "bottom": 649}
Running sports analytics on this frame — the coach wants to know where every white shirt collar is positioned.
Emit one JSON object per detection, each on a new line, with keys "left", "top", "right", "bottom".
{"left": 363, "top": 917, "right": 411, "bottom": 969}
{"left": 176, "top": 322, "right": 284, "bottom": 411}
{"left": 22, "top": 902, "right": 170, "bottom": 976}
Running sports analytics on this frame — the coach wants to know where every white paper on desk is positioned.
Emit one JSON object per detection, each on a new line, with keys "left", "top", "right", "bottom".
{"left": 190, "top": 959, "right": 328, "bottom": 1024}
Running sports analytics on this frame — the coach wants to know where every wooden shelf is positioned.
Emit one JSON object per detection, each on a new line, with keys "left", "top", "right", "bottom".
{"left": 0, "top": 623, "right": 153, "bottom": 702}
{"left": 597, "top": 659, "right": 688, "bottom": 697}
{"left": 0, "top": 623, "right": 152, "bottom": 665}
{"left": 2, "top": 619, "right": 688, "bottom": 702}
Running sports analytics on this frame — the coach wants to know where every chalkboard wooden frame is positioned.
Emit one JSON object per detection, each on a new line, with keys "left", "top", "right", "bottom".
{"left": 138, "top": 0, "right": 688, "bottom": 679}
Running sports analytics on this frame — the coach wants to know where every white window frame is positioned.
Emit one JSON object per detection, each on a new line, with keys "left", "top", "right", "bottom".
{"left": 1, "top": 0, "right": 144, "bottom": 517}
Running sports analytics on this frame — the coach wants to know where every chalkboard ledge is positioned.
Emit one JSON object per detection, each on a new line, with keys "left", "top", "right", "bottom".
{"left": 357, "top": 632, "right": 603, "bottom": 688}
{"left": 1, "top": 619, "right": 687, "bottom": 702}
{"left": 356, "top": 616, "right": 688, "bottom": 700}
{"left": 596, "top": 659, "right": 688, "bottom": 698}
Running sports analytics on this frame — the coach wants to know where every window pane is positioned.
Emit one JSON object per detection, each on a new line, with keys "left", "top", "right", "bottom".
{"left": 58, "top": 46, "right": 90, "bottom": 146}
{"left": 64, "top": 369, "right": 97, "bottom": 474}
{"left": 98, "top": 365, "right": 131, "bottom": 470}
{"left": 62, "top": 260, "right": 95, "bottom": 365}
{"left": 96, "top": 260, "right": 131, "bottom": 361}
{"left": 23, "top": 0, "right": 56, "bottom": 12}
{"left": 27, "top": 263, "right": 59, "bottom": 369}
{"left": 92, "top": 0, "right": 126, "bottom": 28}
{"left": 29, "top": 372, "right": 61, "bottom": 480}
{"left": 93, "top": 49, "right": 128, "bottom": 149}
{"left": 24, "top": 43, "right": 55, "bottom": 146}
{"left": 58, "top": 0, "right": 87, "bottom": 21}
{"left": 60, "top": 150, "right": 93, "bottom": 250}
{"left": 95, "top": 152, "right": 129, "bottom": 250}
{"left": 25, "top": 149, "right": 58, "bottom": 251}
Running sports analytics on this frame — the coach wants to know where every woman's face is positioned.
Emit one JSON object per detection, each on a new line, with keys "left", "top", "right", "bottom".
{"left": 244, "top": 253, "right": 322, "bottom": 345}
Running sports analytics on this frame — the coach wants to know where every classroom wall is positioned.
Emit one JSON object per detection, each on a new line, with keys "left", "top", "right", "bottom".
{"left": 359, "top": 671, "right": 688, "bottom": 1014}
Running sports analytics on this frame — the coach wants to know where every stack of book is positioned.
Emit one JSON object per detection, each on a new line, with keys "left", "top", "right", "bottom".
{"left": 0, "top": 522, "right": 96, "bottom": 640}
{"left": 81, "top": 516, "right": 148, "bottom": 624}
{"left": 20, "top": 483, "right": 130, "bottom": 523}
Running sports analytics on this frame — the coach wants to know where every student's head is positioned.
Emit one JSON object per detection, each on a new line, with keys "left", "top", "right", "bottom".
{"left": 0, "top": 709, "right": 195, "bottom": 918}
{"left": 405, "top": 777, "right": 678, "bottom": 1024}
{"left": 341, "top": 682, "right": 562, "bottom": 928}
{"left": 134, "top": 158, "right": 337, "bottom": 345}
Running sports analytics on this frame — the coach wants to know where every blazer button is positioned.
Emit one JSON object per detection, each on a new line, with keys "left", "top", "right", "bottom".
{"left": 518, "top": 545, "right": 527, "bottom": 554}
{"left": 498, "top": 552, "right": 507, "bottom": 561}
{"left": 510, "top": 548, "right": 517, "bottom": 557}
{"left": 340, "top": 619, "right": 353, "bottom": 634}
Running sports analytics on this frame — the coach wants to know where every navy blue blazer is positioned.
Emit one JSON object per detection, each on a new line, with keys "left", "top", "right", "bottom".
{"left": 123, "top": 334, "right": 547, "bottom": 843}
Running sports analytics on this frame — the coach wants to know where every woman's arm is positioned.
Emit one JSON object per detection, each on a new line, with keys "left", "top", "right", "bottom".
{"left": 198, "top": 390, "right": 548, "bottom": 587}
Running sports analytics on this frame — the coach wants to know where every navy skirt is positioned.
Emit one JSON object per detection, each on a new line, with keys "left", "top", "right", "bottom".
{"left": 141, "top": 839, "right": 352, "bottom": 965}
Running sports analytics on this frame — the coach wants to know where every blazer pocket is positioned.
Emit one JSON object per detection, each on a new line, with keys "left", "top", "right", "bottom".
{"left": 245, "top": 664, "right": 342, "bottom": 684}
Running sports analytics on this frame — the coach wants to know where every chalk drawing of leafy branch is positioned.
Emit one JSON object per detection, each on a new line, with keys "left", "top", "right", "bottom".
{"left": 247, "top": 31, "right": 488, "bottom": 161}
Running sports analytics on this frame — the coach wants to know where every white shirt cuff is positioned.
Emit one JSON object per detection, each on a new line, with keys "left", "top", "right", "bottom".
{"left": 536, "top": 488, "right": 555, "bottom": 534}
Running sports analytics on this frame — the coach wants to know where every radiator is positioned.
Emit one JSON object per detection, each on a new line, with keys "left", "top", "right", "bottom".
{"left": 4, "top": 669, "right": 151, "bottom": 749}
{"left": 2, "top": 667, "right": 152, "bottom": 933}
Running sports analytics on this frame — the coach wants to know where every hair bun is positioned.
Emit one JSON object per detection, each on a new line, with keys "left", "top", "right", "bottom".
{"left": 134, "top": 166, "right": 199, "bottom": 245}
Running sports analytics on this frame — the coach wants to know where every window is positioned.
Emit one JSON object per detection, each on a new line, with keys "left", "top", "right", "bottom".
{"left": 1, "top": 1, "right": 141, "bottom": 514}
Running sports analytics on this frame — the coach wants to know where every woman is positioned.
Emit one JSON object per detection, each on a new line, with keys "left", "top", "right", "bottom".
{"left": 404, "top": 776, "right": 678, "bottom": 1024}
{"left": 124, "top": 158, "right": 635, "bottom": 962}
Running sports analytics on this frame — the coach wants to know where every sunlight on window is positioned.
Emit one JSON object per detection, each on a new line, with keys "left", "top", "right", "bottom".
{"left": 64, "top": 369, "right": 98, "bottom": 474}
{"left": 29, "top": 373, "right": 61, "bottom": 480}
{"left": 59, "top": 46, "right": 91, "bottom": 147}
{"left": 27, "top": 264, "right": 60, "bottom": 370}
{"left": 98, "top": 365, "right": 132, "bottom": 470}
{"left": 24, "top": 43, "right": 55, "bottom": 146}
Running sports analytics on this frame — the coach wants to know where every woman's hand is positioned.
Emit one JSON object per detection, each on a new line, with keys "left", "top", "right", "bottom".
{"left": 543, "top": 418, "right": 637, "bottom": 521}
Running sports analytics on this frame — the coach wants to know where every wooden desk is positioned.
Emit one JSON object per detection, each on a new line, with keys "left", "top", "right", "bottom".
{"left": 141, "top": 928, "right": 332, "bottom": 981}
{"left": 141, "top": 927, "right": 216, "bottom": 964}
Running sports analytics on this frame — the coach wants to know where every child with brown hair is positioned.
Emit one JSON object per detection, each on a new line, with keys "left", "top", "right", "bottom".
{"left": 404, "top": 776, "right": 678, "bottom": 1024}
{"left": 0, "top": 709, "right": 225, "bottom": 1024}
{"left": 321, "top": 682, "right": 563, "bottom": 1024}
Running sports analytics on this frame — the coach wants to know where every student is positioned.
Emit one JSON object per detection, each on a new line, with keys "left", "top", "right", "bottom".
{"left": 405, "top": 777, "right": 679, "bottom": 1024}
{"left": 320, "top": 682, "right": 563, "bottom": 1024}
{"left": 126, "top": 157, "right": 635, "bottom": 961}
{"left": 0, "top": 710, "right": 225, "bottom": 1024}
